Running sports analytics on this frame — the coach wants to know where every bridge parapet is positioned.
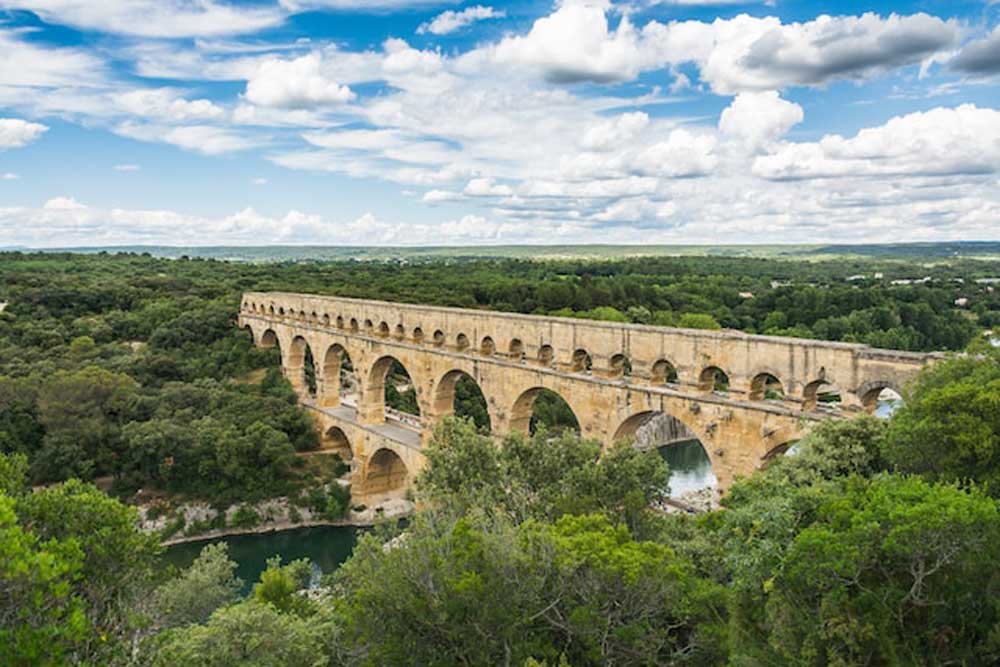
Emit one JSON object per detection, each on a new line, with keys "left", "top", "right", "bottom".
{"left": 240, "top": 291, "right": 934, "bottom": 403}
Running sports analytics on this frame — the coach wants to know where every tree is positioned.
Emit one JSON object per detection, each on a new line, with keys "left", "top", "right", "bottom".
{"left": 763, "top": 477, "right": 1000, "bottom": 666}
{"left": 885, "top": 353, "right": 1000, "bottom": 496}
{"left": 544, "top": 514, "right": 726, "bottom": 666}
{"left": 18, "top": 479, "right": 162, "bottom": 662}
{"left": 154, "top": 542, "right": 243, "bottom": 628}
{"left": 152, "top": 601, "right": 335, "bottom": 667}
{"left": 0, "top": 495, "right": 87, "bottom": 667}
{"left": 253, "top": 557, "right": 314, "bottom": 617}
{"left": 677, "top": 313, "right": 721, "bottom": 330}
{"left": 418, "top": 418, "right": 668, "bottom": 532}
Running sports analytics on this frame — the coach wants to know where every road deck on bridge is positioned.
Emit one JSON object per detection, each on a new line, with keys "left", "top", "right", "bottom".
{"left": 304, "top": 400, "right": 422, "bottom": 450}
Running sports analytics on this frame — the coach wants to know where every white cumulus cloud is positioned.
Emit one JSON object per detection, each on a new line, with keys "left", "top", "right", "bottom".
{"left": 245, "top": 53, "right": 356, "bottom": 109}
{"left": 0, "top": 118, "right": 48, "bottom": 150}
{"left": 753, "top": 104, "right": 1000, "bottom": 180}
{"left": 418, "top": 6, "right": 505, "bottom": 36}
{"left": 719, "top": 91, "right": 803, "bottom": 150}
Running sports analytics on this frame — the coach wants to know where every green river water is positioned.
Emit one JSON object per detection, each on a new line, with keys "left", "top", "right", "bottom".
{"left": 163, "top": 442, "right": 717, "bottom": 587}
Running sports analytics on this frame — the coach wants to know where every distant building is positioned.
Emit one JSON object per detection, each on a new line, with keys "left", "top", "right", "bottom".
{"left": 954, "top": 297, "right": 969, "bottom": 307}
{"left": 738, "top": 291, "right": 754, "bottom": 299}
{"left": 846, "top": 274, "right": 866, "bottom": 281}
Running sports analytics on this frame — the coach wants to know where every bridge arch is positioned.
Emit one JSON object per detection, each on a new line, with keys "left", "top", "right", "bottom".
{"left": 319, "top": 343, "right": 356, "bottom": 407}
{"left": 858, "top": 380, "right": 903, "bottom": 413}
{"left": 750, "top": 371, "right": 784, "bottom": 401}
{"left": 361, "top": 448, "right": 408, "bottom": 497}
{"left": 651, "top": 358, "right": 679, "bottom": 385}
{"left": 260, "top": 328, "right": 279, "bottom": 348}
{"left": 363, "top": 355, "right": 423, "bottom": 424}
{"left": 321, "top": 425, "right": 353, "bottom": 460}
{"left": 480, "top": 336, "right": 496, "bottom": 356}
{"left": 613, "top": 409, "right": 717, "bottom": 496}
{"left": 286, "top": 335, "right": 319, "bottom": 398}
{"left": 609, "top": 353, "right": 631, "bottom": 378}
{"left": 570, "top": 349, "right": 592, "bottom": 373}
{"left": 699, "top": 366, "right": 729, "bottom": 393}
{"left": 803, "top": 377, "right": 843, "bottom": 411}
{"left": 509, "top": 387, "right": 581, "bottom": 436}
{"left": 432, "top": 369, "right": 492, "bottom": 433}
{"left": 537, "top": 344, "right": 555, "bottom": 367}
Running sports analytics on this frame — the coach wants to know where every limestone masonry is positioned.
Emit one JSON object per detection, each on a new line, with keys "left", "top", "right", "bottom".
{"left": 239, "top": 292, "right": 938, "bottom": 501}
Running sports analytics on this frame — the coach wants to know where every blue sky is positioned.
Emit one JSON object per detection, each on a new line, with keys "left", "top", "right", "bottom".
{"left": 0, "top": 0, "right": 998, "bottom": 246}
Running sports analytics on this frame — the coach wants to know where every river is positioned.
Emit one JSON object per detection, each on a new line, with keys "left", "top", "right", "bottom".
{"left": 163, "top": 525, "right": 357, "bottom": 595}
{"left": 162, "top": 440, "right": 723, "bottom": 585}
{"left": 658, "top": 439, "right": 717, "bottom": 496}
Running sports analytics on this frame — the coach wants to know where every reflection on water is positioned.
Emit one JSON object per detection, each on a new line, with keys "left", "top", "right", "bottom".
{"left": 658, "top": 439, "right": 717, "bottom": 497}
{"left": 163, "top": 526, "right": 357, "bottom": 595}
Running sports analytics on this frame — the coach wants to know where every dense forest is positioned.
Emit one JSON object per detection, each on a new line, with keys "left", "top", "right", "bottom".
{"left": 2, "top": 251, "right": 1000, "bottom": 665}
{"left": 1, "top": 250, "right": 995, "bottom": 494}
{"left": 3, "top": 350, "right": 1000, "bottom": 665}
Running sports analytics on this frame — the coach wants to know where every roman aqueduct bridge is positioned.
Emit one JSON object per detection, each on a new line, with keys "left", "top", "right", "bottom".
{"left": 239, "top": 292, "right": 937, "bottom": 502}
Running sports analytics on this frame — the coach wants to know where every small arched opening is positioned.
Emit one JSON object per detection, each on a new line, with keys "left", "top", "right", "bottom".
{"left": 750, "top": 373, "right": 784, "bottom": 401}
{"left": 433, "top": 370, "right": 491, "bottom": 434}
{"left": 432, "top": 330, "right": 445, "bottom": 347}
{"left": 368, "top": 356, "right": 421, "bottom": 425}
{"left": 480, "top": 336, "right": 496, "bottom": 356}
{"left": 242, "top": 324, "right": 255, "bottom": 344}
{"left": 651, "top": 359, "right": 679, "bottom": 385}
{"left": 508, "top": 338, "right": 525, "bottom": 361}
{"left": 537, "top": 344, "right": 555, "bottom": 367}
{"left": 803, "top": 379, "right": 843, "bottom": 411}
{"left": 336, "top": 315, "right": 345, "bottom": 329}
{"left": 394, "top": 324, "right": 406, "bottom": 340}
{"left": 509, "top": 387, "right": 580, "bottom": 436}
{"left": 322, "top": 313, "right": 331, "bottom": 326}
{"left": 364, "top": 319, "right": 374, "bottom": 334}
{"left": 455, "top": 333, "right": 470, "bottom": 351}
{"left": 413, "top": 327, "right": 424, "bottom": 343}
{"left": 571, "top": 349, "right": 593, "bottom": 374}
{"left": 363, "top": 448, "right": 408, "bottom": 497}
{"left": 608, "top": 353, "right": 631, "bottom": 379}
{"left": 614, "top": 410, "right": 716, "bottom": 500}
{"left": 699, "top": 366, "right": 729, "bottom": 393}
{"left": 378, "top": 322, "right": 391, "bottom": 338}
{"left": 862, "top": 385, "right": 903, "bottom": 418}
{"left": 762, "top": 440, "right": 798, "bottom": 464}
{"left": 349, "top": 318, "right": 359, "bottom": 333}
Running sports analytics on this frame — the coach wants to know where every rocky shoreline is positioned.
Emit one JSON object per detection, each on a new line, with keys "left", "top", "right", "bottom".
{"left": 143, "top": 494, "right": 415, "bottom": 546}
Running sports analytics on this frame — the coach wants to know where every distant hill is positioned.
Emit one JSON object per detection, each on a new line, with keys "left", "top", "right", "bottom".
{"left": 10, "top": 242, "right": 1000, "bottom": 262}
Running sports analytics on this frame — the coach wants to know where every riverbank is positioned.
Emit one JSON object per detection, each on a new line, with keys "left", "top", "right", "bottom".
{"left": 141, "top": 493, "right": 414, "bottom": 546}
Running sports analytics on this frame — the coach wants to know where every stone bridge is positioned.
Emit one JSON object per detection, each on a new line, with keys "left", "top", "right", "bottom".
{"left": 238, "top": 292, "right": 937, "bottom": 502}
